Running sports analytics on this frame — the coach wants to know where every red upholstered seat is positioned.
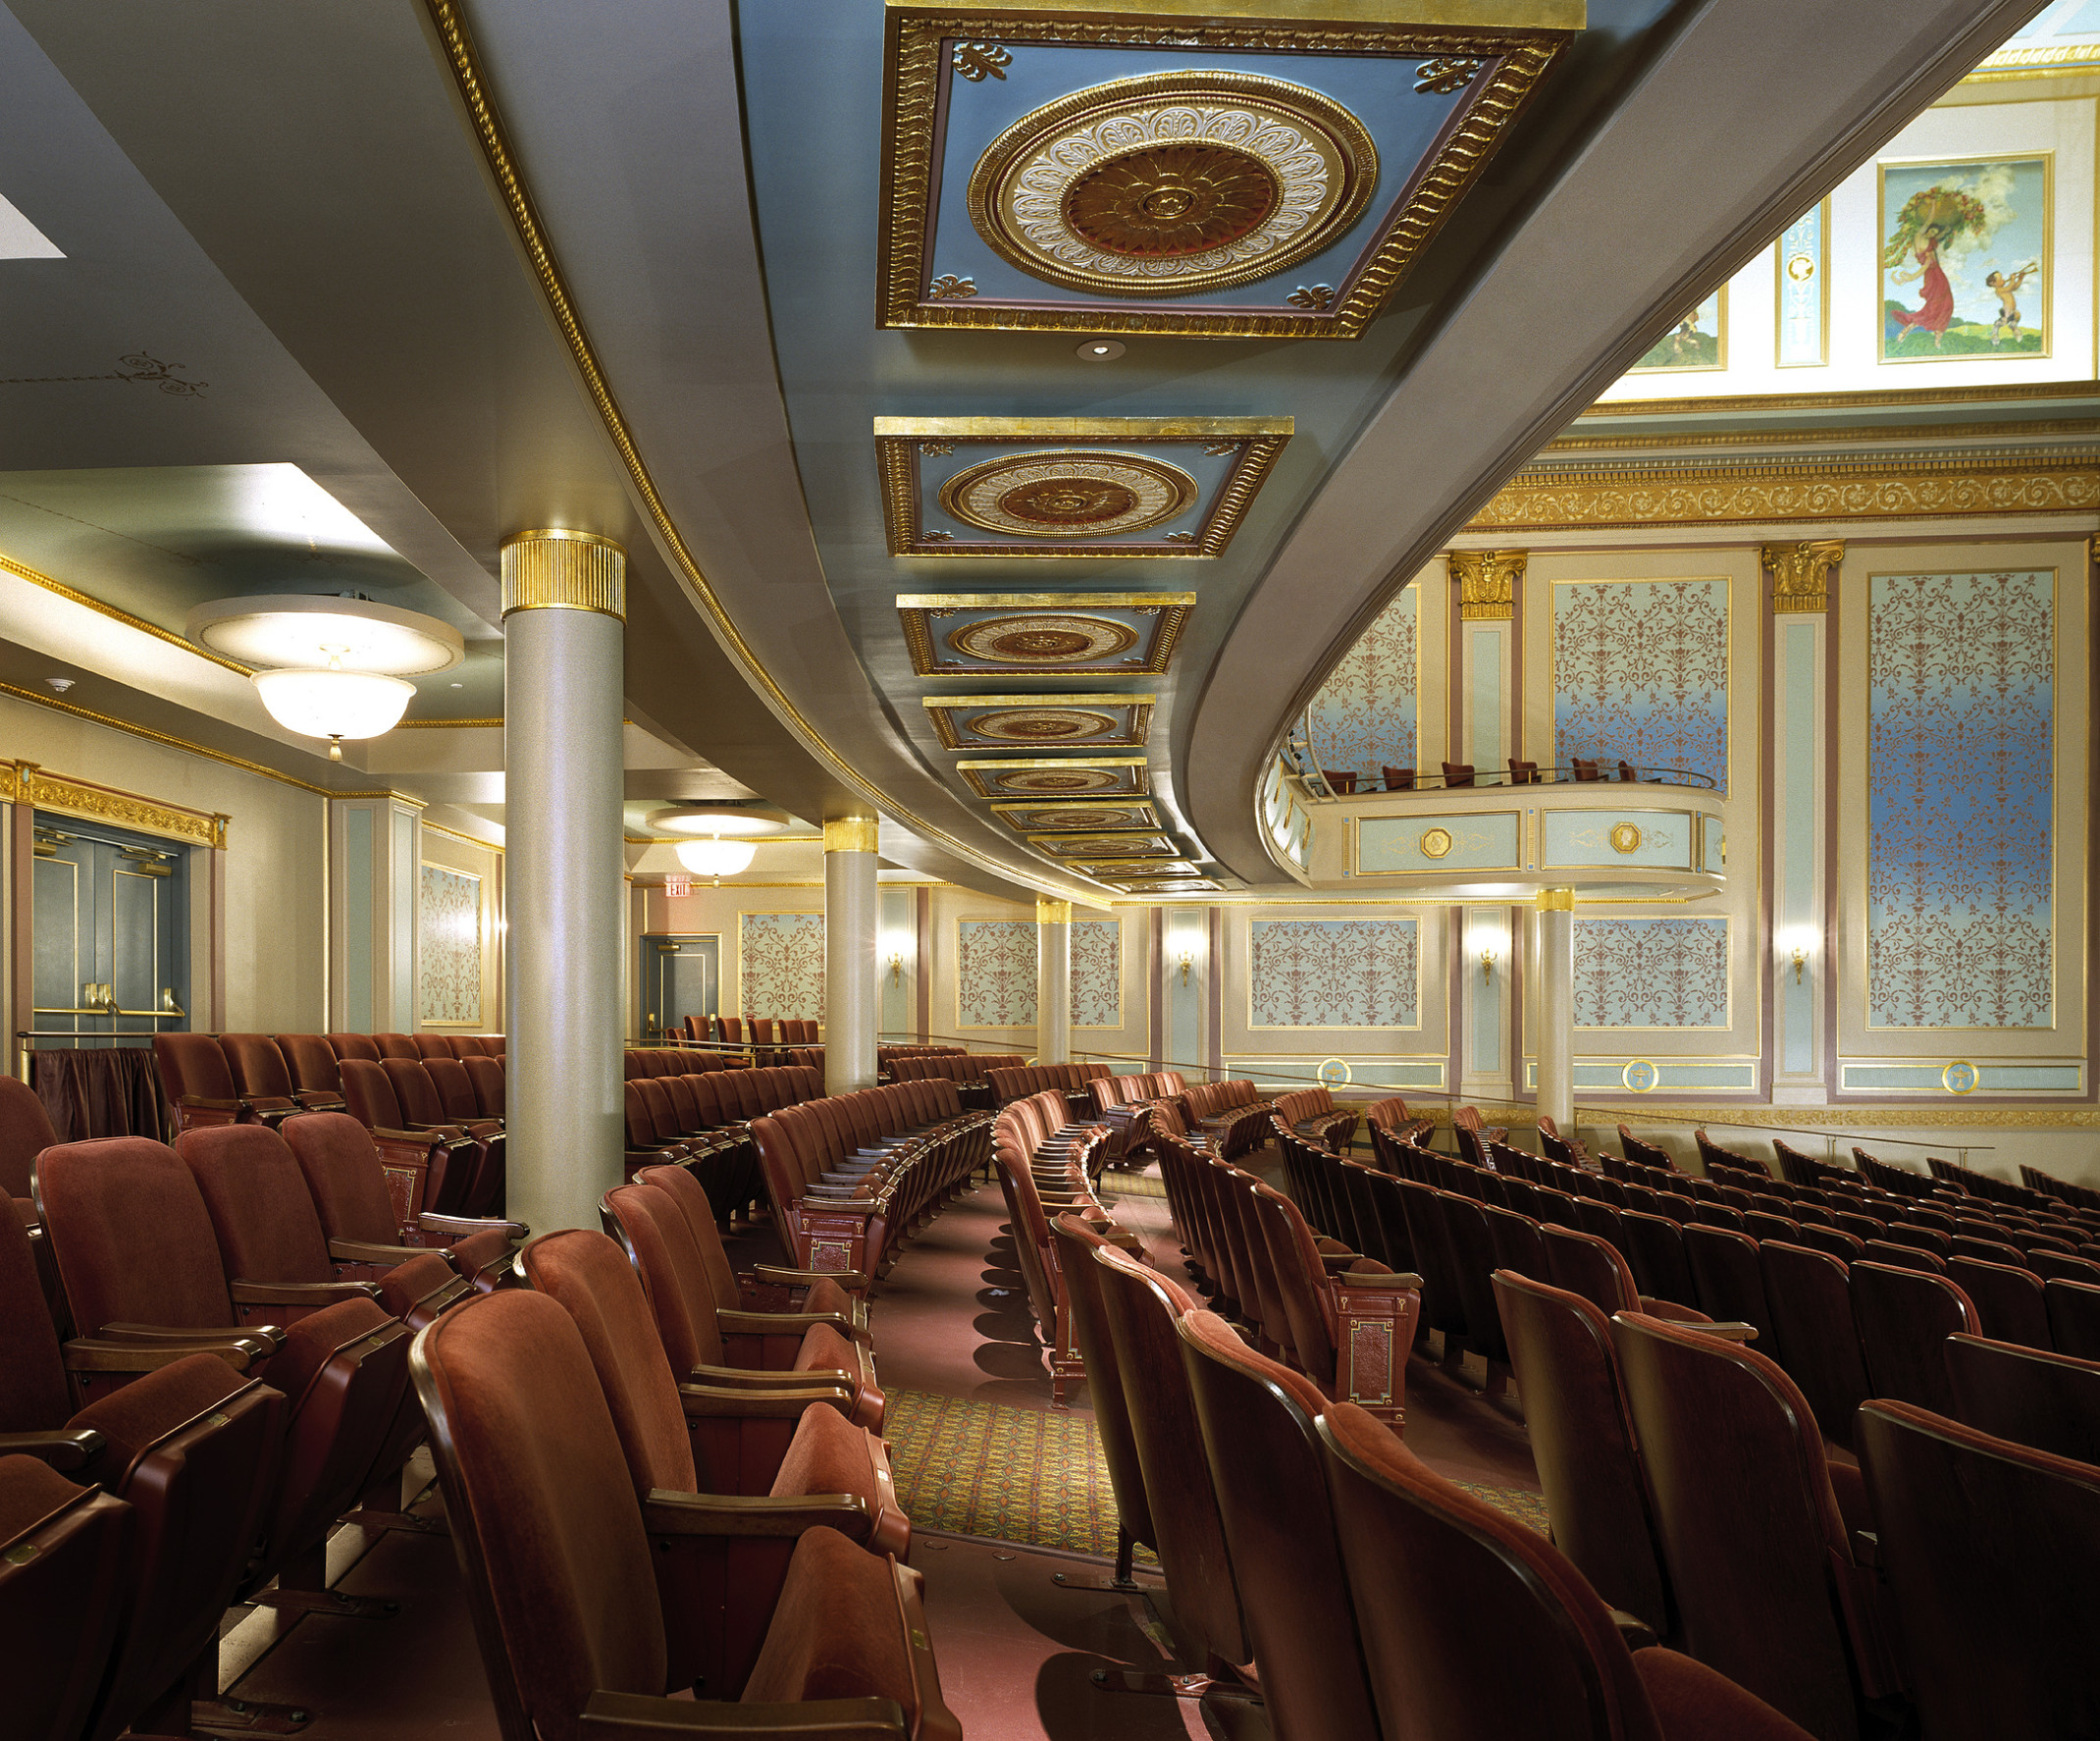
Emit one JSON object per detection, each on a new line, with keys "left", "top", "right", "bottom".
{"left": 410, "top": 1033, "right": 451, "bottom": 1060}
{"left": 411, "top": 1289, "right": 957, "bottom": 1740}
{"left": 1610, "top": 1313, "right": 1899, "bottom": 1737}
{"left": 276, "top": 1033, "right": 345, "bottom": 1100}
{"left": 340, "top": 1058, "right": 482, "bottom": 1218}
{"left": 1318, "top": 1398, "right": 1816, "bottom": 1741}
{"left": 515, "top": 1231, "right": 904, "bottom": 1696}
{"left": 154, "top": 1031, "right": 274, "bottom": 1134}
{"left": 372, "top": 1033, "right": 418, "bottom": 1060}
{"left": 326, "top": 1032, "right": 381, "bottom": 1062}
{"left": 222, "top": 1031, "right": 338, "bottom": 1114}
{"left": 1857, "top": 1399, "right": 2100, "bottom": 1741}
{"left": 0, "top": 1454, "right": 133, "bottom": 1741}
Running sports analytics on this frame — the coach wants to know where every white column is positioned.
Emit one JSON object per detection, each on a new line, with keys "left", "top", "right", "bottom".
{"left": 1535, "top": 888, "right": 1574, "bottom": 1132}
{"left": 328, "top": 793, "right": 423, "bottom": 1033}
{"left": 502, "top": 530, "right": 627, "bottom": 1234}
{"left": 1036, "top": 898, "right": 1072, "bottom": 1064}
{"left": 824, "top": 818, "right": 879, "bottom": 1094}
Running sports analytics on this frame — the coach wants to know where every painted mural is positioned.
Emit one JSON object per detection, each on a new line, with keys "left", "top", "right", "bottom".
{"left": 1629, "top": 290, "right": 1723, "bottom": 371}
{"left": 1880, "top": 157, "right": 2047, "bottom": 361}
{"left": 739, "top": 913, "right": 825, "bottom": 1021}
{"left": 1072, "top": 919, "right": 1122, "bottom": 1029}
{"left": 1250, "top": 919, "right": 1419, "bottom": 1029}
{"left": 417, "top": 865, "right": 481, "bottom": 1026}
{"left": 1867, "top": 570, "right": 2054, "bottom": 1029}
{"left": 1553, "top": 580, "right": 1729, "bottom": 792}
{"left": 959, "top": 919, "right": 1037, "bottom": 1028}
{"left": 1573, "top": 919, "right": 1729, "bottom": 1029}
{"left": 1305, "top": 585, "right": 1418, "bottom": 788}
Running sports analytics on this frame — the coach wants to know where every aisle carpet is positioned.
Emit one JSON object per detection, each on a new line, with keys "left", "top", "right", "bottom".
{"left": 882, "top": 1386, "right": 1550, "bottom": 1555}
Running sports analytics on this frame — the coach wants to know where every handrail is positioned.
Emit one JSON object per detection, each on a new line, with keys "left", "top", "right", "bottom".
{"left": 1307, "top": 762, "right": 1717, "bottom": 796}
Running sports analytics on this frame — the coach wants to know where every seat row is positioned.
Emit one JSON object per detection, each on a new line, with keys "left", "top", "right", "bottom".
{"left": 886, "top": 1050, "right": 1022, "bottom": 1088}
{"left": 624, "top": 1063, "right": 826, "bottom": 1225}
{"left": 1271, "top": 1084, "right": 1358, "bottom": 1151}
{"left": 1497, "top": 1260, "right": 2100, "bottom": 1741}
{"left": 682, "top": 1014, "right": 821, "bottom": 1046}
{"left": 751, "top": 1081, "right": 991, "bottom": 1276}
{"left": 984, "top": 1060, "right": 1110, "bottom": 1105}
{"left": 1041, "top": 1198, "right": 1817, "bottom": 1739}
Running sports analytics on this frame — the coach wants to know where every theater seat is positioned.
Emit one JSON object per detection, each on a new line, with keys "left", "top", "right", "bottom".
{"left": 1944, "top": 1333, "right": 2100, "bottom": 1464}
{"left": 339, "top": 1058, "right": 482, "bottom": 1220}
{"left": 1857, "top": 1399, "right": 2100, "bottom": 1741}
{"left": 515, "top": 1231, "right": 905, "bottom": 1697}
{"left": 1852, "top": 1259, "right": 1979, "bottom": 1415}
{"left": 222, "top": 1031, "right": 340, "bottom": 1114}
{"left": 154, "top": 1031, "right": 280, "bottom": 1133}
{"left": 411, "top": 1290, "right": 958, "bottom": 1739}
{"left": 1317, "top": 1400, "right": 1816, "bottom": 1741}
{"left": 0, "top": 1454, "right": 132, "bottom": 1741}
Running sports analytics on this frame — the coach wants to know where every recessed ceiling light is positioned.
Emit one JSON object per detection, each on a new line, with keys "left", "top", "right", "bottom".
{"left": 646, "top": 806, "right": 789, "bottom": 838}
{"left": 450, "top": 682, "right": 464, "bottom": 689}
{"left": 186, "top": 595, "right": 464, "bottom": 674}
{"left": 1076, "top": 339, "right": 1126, "bottom": 361}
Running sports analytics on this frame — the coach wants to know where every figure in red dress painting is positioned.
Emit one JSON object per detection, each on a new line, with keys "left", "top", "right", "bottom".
{"left": 1887, "top": 224, "right": 1954, "bottom": 349}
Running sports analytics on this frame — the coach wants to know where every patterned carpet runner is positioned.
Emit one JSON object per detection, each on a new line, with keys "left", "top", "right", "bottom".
{"left": 882, "top": 1386, "right": 1550, "bottom": 1556}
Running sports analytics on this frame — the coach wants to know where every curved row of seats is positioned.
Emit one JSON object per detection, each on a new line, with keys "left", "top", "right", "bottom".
{"left": 985, "top": 1061, "right": 1109, "bottom": 1105}
{"left": 887, "top": 1050, "right": 1023, "bottom": 1089}
{"left": 751, "top": 1082, "right": 991, "bottom": 1277}
{"left": 625, "top": 1062, "right": 826, "bottom": 1225}
{"left": 682, "top": 1014, "right": 820, "bottom": 1047}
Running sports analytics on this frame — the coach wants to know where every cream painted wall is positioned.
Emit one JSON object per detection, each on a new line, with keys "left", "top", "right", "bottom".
{"left": 0, "top": 691, "right": 326, "bottom": 1034}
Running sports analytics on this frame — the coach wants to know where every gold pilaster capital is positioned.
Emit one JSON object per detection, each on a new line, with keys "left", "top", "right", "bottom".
{"left": 822, "top": 817, "right": 879, "bottom": 854}
{"left": 1036, "top": 898, "right": 1073, "bottom": 925}
{"left": 1535, "top": 886, "right": 1575, "bottom": 912}
{"left": 1448, "top": 549, "right": 1524, "bottom": 619}
{"left": 1761, "top": 539, "right": 1843, "bottom": 614}
{"left": 500, "top": 529, "right": 626, "bottom": 621}
{"left": 2087, "top": 532, "right": 2100, "bottom": 568}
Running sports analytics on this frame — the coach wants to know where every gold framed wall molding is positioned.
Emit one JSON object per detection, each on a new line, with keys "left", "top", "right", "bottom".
{"left": 7, "top": 761, "right": 228, "bottom": 848}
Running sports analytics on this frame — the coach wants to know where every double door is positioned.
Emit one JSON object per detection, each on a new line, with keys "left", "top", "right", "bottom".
{"left": 640, "top": 933, "right": 719, "bottom": 1042}
{"left": 31, "top": 815, "right": 188, "bottom": 1037}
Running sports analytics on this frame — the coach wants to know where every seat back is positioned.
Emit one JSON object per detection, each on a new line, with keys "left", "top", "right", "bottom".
{"left": 1851, "top": 1260, "right": 1979, "bottom": 1415}
{"left": 0, "top": 1456, "right": 133, "bottom": 1741}
{"left": 0, "top": 1076, "right": 58, "bottom": 1203}
{"left": 2046, "top": 1277, "right": 2100, "bottom": 1359}
{"left": 341, "top": 1057, "right": 408, "bottom": 1131}
{"left": 384, "top": 1059, "right": 450, "bottom": 1127}
{"left": 601, "top": 1181, "right": 725, "bottom": 1370}
{"left": 464, "top": 1055, "right": 507, "bottom": 1120}
{"left": 1944, "top": 1333, "right": 2100, "bottom": 1464}
{"left": 1491, "top": 1270, "right": 1669, "bottom": 1632}
{"left": 1317, "top": 1400, "right": 1666, "bottom": 1741}
{"left": 1758, "top": 1241, "right": 1871, "bottom": 1453}
{"left": 373, "top": 1033, "right": 418, "bottom": 1060}
{"left": 219, "top": 1032, "right": 298, "bottom": 1101}
{"left": 175, "top": 1123, "right": 332, "bottom": 1284}
{"left": 411, "top": 1290, "right": 669, "bottom": 1741}
{"left": 277, "top": 1034, "right": 344, "bottom": 1097}
{"left": 1856, "top": 1399, "right": 2100, "bottom": 1741}
{"left": 1047, "top": 1214, "right": 1153, "bottom": 1554}
{"left": 1176, "top": 1307, "right": 1381, "bottom": 1740}
{"left": 280, "top": 1110, "right": 402, "bottom": 1245}
{"left": 1682, "top": 1224, "right": 1775, "bottom": 1348}
{"left": 426, "top": 1057, "right": 487, "bottom": 1127}
{"left": 1090, "top": 1245, "right": 1246, "bottom": 1667}
{"left": 412, "top": 1034, "right": 452, "bottom": 1060}
{"left": 1611, "top": 1312, "right": 1863, "bottom": 1741}
{"left": 1945, "top": 1255, "right": 2050, "bottom": 1349}
{"left": 1540, "top": 1223, "right": 1637, "bottom": 1317}
{"left": 36, "top": 1136, "right": 236, "bottom": 1332}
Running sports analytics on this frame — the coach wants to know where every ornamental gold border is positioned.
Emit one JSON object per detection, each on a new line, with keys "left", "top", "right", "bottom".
{"left": 421, "top": 0, "right": 1095, "bottom": 906}
{"left": 876, "top": 420, "right": 1291, "bottom": 557}
{"left": 1580, "top": 378, "right": 2099, "bottom": 420}
{"left": 12, "top": 761, "right": 228, "bottom": 848}
{"left": 923, "top": 693, "right": 1155, "bottom": 752}
{"left": 1026, "top": 829, "right": 1181, "bottom": 858}
{"left": 989, "top": 798, "right": 1162, "bottom": 832}
{"left": 1473, "top": 448, "right": 2100, "bottom": 532}
{"left": 877, "top": 8, "right": 1571, "bottom": 340}
{"left": 956, "top": 755, "right": 1150, "bottom": 800}
{"left": 898, "top": 593, "right": 1196, "bottom": 675}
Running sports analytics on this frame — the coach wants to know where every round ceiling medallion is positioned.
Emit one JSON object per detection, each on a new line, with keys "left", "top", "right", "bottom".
{"left": 969, "top": 71, "right": 1379, "bottom": 298}
{"left": 947, "top": 613, "right": 1140, "bottom": 665}
{"left": 1033, "top": 808, "right": 1132, "bottom": 830}
{"left": 966, "top": 707, "right": 1119, "bottom": 743}
{"left": 996, "top": 767, "right": 1123, "bottom": 793}
{"left": 937, "top": 451, "right": 1198, "bottom": 540}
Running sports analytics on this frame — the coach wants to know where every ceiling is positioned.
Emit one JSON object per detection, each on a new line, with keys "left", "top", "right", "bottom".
{"left": 0, "top": 0, "right": 2051, "bottom": 896}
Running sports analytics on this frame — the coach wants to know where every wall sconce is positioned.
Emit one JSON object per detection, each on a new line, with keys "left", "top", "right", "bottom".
{"left": 1480, "top": 948, "right": 1497, "bottom": 986}
{"left": 887, "top": 952, "right": 906, "bottom": 987}
{"left": 1791, "top": 947, "right": 1807, "bottom": 985}
{"left": 1779, "top": 927, "right": 1817, "bottom": 987}
{"left": 1178, "top": 949, "right": 1194, "bottom": 987}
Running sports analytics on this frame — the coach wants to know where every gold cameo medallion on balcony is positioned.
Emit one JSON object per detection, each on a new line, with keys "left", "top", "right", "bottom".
{"left": 970, "top": 72, "right": 1378, "bottom": 297}
{"left": 1419, "top": 827, "right": 1454, "bottom": 860}
{"left": 1609, "top": 822, "right": 1644, "bottom": 854}
{"left": 938, "top": 451, "right": 1197, "bottom": 540}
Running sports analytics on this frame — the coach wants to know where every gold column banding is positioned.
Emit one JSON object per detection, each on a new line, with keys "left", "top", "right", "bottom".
{"left": 824, "top": 817, "right": 880, "bottom": 855}
{"left": 1763, "top": 540, "right": 1844, "bottom": 614}
{"left": 500, "top": 529, "right": 627, "bottom": 621}
{"left": 1449, "top": 550, "right": 1525, "bottom": 620}
{"left": 1036, "top": 898, "right": 1074, "bottom": 924}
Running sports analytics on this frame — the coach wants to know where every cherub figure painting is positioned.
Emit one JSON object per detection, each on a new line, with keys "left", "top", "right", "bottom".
{"left": 1880, "top": 157, "right": 2048, "bottom": 360}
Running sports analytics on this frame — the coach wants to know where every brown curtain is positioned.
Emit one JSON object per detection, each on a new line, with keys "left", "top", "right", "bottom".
{"left": 31, "top": 1046, "right": 169, "bottom": 1143}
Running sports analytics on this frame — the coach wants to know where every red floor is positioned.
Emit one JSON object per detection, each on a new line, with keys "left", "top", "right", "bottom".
{"left": 216, "top": 1150, "right": 1538, "bottom": 1740}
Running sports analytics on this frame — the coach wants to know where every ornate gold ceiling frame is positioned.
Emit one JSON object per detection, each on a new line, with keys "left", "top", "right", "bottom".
{"left": 1027, "top": 829, "right": 1181, "bottom": 858}
{"left": 421, "top": 0, "right": 1098, "bottom": 905}
{"left": 898, "top": 593, "right": 1196, "bottom": 675}
{"left": 956, "top": 755, "right": 1150, "bottom": 799}
{"left": 876, "top": 418, "right": 1291, "bottom": 557}
{"left": 989, "top": 797, "right": 1163, "bottom": 831}
{"left": 922, "top": 692, "right": 1155, "bottom": 751}
{"left": 877, "top": 4, "right": 1577, "bottom": 339}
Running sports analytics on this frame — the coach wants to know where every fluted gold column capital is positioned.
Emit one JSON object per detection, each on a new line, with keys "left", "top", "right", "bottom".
{"left": 1448, "top": 549, "right": 1524, "bottom": 620}
{"left": 823, "top": 817, "right": 879, "bottom": 854}
{"left": 1535, "top": 886, "right": 1575, "bottom": 912}
{"left": 1762, "top": 539, "right": 1843, "bottom": 614}
{"left": 1036, "top": 898, "right": 1073, "bottom": 925}
{"left": 501, "top": 529, "right": 626, "bottom": 621}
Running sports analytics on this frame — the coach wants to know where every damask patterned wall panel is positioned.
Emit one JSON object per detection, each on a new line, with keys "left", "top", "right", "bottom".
{"left": 1867, "top": 570, "right": 2053, "bottom": 1028}
{"left": 959, "top": 919, "right": 1036, "bottom": 1028}
{"left": 1306, "top": 586, "right": 1417, "bottom": 787}
{"left": 1250, "top": 919, "right": 1419, "bottom": 1029}
{"left": 1072, "top": 919, "right": 1121, "bottom": 1029}
{"left": 1573, "top": 918, "right": 1729, "bottom": 1029}
{"left": 418, "top": 865, "right": 481, "bottom": 1026}
{"left": 739, "top": 913, "right": 825, "bottom": 1021}
{"left": 1553, "top": 580, "right": 1729, "bottom": 791}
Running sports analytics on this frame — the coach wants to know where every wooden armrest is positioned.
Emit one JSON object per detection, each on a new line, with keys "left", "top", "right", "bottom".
{"left": 230, "top": 1278, "right": 382, "bottom": 1305}
{"left": 95, "top": 1321, "right": 287, "bottom": 1351}
{"left": 687, "top": 1364, "right": 857, "bottom": 1393}
{"left": 371, "top": 1126, "right": 442, "bottom": 1147}
{"left": 65, "top": 1331, "right": 275, "bottom": 1373}
{"left": 641, "top": 1489, "right": 873, "bottom": 1541}
{"left": 181, "top": 1094, "right": 245, "bottom": 1112}
{"left": 1676, "top": 1315, "right": 1759, "bottom": 1342}
{"left": 1608, "top": 1609, "right": 1658, "bottom": 1653}
{"left": 715, "top": 1309, "right": 854, "bottom": 1337}
{"left": 292, "top": 1091, "right": 346, "bottom": 1110}
{"left": 1319, "top": 1252, "right": 1367, "bottom": 1273}
{"left": 1853, "top": 1528, "right": 1880, "bottom": 1569}
{"left": 0, "top": 1428, "right": 105, "bottom": 1471}
{"left": 751, "top": 1264, "right": 869, "bottom": 1292}
{"left": 1337, "top": 1270, "right": 1424, "bottom": 1292}
{"left": 579, "top": 1689, "right": 908, "bottom": 1740}
{"left": 420, "top": 1212, "right": 529, "bottom": 1239}
{"left": 676, "top": 1383, "right": 856, "bottom": 1419}
{"left": 327, "top": 1238, "right": 430, "bottom": 1265}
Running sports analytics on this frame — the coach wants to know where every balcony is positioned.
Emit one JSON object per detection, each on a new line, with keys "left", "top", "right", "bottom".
{"left": 1263, "top": 757, "right": 1726, "bottom": 901}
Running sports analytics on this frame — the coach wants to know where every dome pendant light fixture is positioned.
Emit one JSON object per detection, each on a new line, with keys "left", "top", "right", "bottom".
{"left": 251, "top": 648, "right": 415, "bottom": 761}
{"left": 675, "top": 835, "right": 758, "bottom": 885}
